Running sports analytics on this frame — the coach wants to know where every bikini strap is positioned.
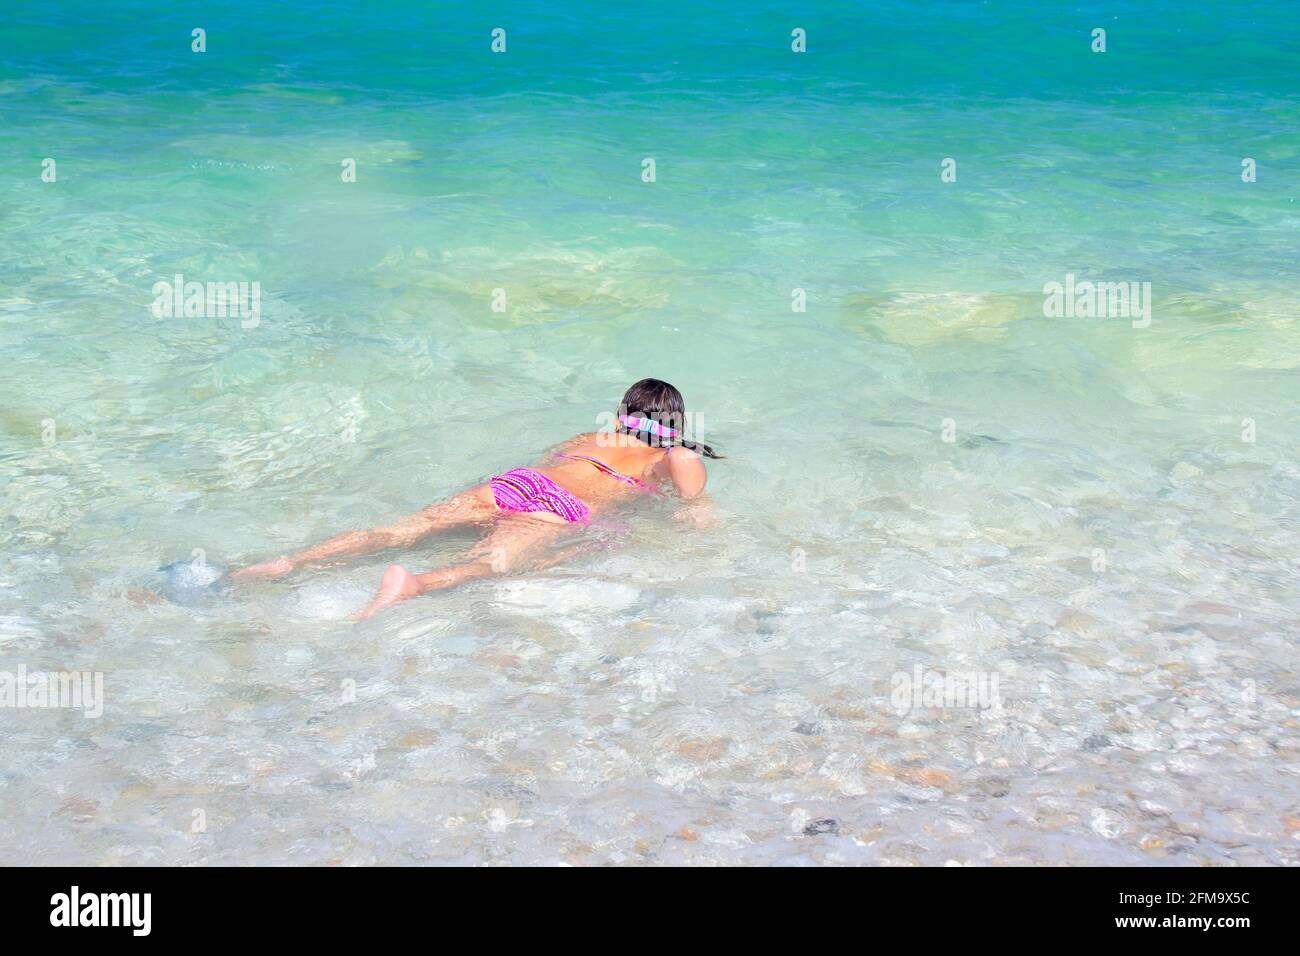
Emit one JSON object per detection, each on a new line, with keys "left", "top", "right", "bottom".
{"left": 557, "top": 454, "right": 643, "bottom": 488}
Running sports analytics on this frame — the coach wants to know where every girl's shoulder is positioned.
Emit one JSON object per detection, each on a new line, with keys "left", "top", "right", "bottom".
{"left": 650, "top": 443, "right": 706, "bottom": 496}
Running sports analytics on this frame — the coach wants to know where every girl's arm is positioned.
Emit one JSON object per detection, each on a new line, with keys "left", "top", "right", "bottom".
{"left": 662, "top": 446, "right": 707, "bottom": 498}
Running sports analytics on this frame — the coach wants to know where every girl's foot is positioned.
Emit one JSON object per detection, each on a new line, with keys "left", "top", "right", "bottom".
{"left": 230, "top": 556, "right": 295, "bottom": 581}
{"left": 355, "top": 564, "right": 420, "bottom": 619}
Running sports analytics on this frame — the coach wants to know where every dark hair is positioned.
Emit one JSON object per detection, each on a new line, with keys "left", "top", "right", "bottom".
{"left": 616, "top": 378, "right": 723, "bottom": 459}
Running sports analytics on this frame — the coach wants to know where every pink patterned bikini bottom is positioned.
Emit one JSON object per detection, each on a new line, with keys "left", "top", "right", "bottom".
{"left": 489, "top": 468, "right": 591, "bottom": 524}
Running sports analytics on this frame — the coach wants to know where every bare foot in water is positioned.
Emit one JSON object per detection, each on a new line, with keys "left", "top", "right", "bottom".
{"left": 355, "top": 564, "right": 421, "bottom": 619}
{"left": 230, "top": 556, "right": 295, "bottom": 581}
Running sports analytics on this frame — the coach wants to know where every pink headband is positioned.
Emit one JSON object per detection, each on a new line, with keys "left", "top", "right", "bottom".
{"left": 621, "top": 414, "right": 677, "bottom": 439}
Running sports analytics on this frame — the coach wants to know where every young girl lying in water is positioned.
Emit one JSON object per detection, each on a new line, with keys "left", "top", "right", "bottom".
{"left": 232, "top": 378, "right": 720, "bottom": 618}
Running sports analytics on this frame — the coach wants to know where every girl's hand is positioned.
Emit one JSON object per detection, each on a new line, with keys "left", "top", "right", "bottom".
{"left": 673, "top": 500, "right": 720, "bottom": 529}
{"left": 230, "top": 556, "right": 295, "bottom": 581}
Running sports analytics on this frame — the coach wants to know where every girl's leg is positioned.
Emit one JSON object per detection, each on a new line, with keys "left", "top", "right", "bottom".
{"left": 355, "top": 516, "right": 575, "bottom": 618}
{"left": 234, "top": 484, "right": 497, "bottom": 580}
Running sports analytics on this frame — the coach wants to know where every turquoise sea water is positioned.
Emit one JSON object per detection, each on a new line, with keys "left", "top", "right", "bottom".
{"left": 1, "top": 2, "right": 1298, "bottom": 864}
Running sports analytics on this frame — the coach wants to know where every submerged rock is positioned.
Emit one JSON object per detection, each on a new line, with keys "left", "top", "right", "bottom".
{"left": 803, "top": 818, "right": 839, "bottom": 836}
{"left": 1082, "top": 734, "right": 1112, "bottom": 752}
{"left": 158, "top": 559, "right": 228, "bottom": 606}
{"left": 976, "top": 777, "right": 1011, "bottom": 798}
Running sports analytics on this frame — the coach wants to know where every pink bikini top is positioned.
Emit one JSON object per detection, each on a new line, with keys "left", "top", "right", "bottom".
{"left": 557, "top": 454, "right": 661, "bottom": 494}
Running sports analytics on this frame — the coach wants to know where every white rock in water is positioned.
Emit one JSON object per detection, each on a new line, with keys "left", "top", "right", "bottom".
{"left": 1170, "top": 461, "right": 1203, "bottom": 480}
{"left": 162, "top": 560, "right": 225, "bottom": 590}
{"left": 286, "top": 583, "right": 371, "bottom": 620}
{"left": 159, "top": 560, "right": 228, "bottom": 605}
{"left": 1090, "top": 808, "right": 1125, "bottom": 838}
{"left": 492, "top": 578, "right": 641, "bottom": 615}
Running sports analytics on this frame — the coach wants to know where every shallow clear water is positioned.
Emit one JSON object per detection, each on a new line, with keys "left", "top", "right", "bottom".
{"left": 1, "top": 1, "right": 1297, "bottom": 865}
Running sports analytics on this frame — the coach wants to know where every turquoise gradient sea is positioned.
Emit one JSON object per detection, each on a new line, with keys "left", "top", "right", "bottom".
{"left": 1, "top": 1, "right": 1297, "bottom": 864}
